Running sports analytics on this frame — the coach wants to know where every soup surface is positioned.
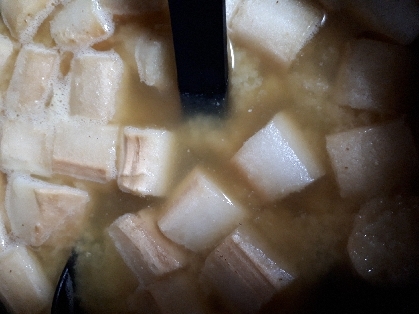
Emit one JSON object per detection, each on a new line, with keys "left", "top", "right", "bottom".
{"left": 0, "top": 1, "right": 418, "bottom": 313}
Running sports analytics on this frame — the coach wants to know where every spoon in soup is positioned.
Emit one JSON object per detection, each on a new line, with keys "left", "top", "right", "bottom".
{"left": 51, "top": 1, "right": 228, "bottom": 312}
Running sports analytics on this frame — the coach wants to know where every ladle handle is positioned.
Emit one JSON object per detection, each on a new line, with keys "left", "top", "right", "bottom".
{"left": 168, "top": 0, "right": 228, "bottom": 115}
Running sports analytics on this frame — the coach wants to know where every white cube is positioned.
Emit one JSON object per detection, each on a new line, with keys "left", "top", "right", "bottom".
{"left": 135, "top": 32, "right": 176, "bottom": 92}
{"left": 229, "top": 0, "right": 324, "bottom": 67}
{"left": 0, "top": 34, "right": 14, "bottom": 73}
{"left": 201, "top": 226, "right": 295, "bottom": 313}
{"left": 334, "top": 39, "right": 413, "bottom": 113}
{"left": 326, "top": 119, "right": 418, "bottom": 199}
{"left": 0, "top": 0, "right": 58, "bottom": 43}
{"left": 4, "top": 44, "right": 59, "bottom": 119}
{"left": 118, "top": 127, "right": 176, "bottom": 197}
{"left": 5, "top": 173, "right": 90, "bottom": 247}
{"left": 347, "top": 195, "right": 419, "bottom": 286}
{"left": 50, "top": 0, "right": 114, "bottom": 49}
{"left": 52, "top": 120, "right": 119, "bottom": 183}
{"left": 158, "top": 167, "right": 248, "bottom": 252}
{"left": 232, "top": 111, "right": 325, "bottom": 202}
{"left": 1, "top": 120, "right": 54, "bottom": 177}
{"left": 344, "top": 0, "right": 419, "bottom": 45}
{"left": 0, "top": 246, "right": 53, "bottom": 314}
{"left": 108, "top": 209, "right": 188, "bottom": 287}
{"left": 68, "top": 49, "right": 123, "bottom": 122}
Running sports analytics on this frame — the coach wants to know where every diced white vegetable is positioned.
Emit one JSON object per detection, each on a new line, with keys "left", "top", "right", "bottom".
{"left": 52, "top": 120, "right": 119, "bottom": 182}
{"left": 108, "top": 209, "right": 188, "bottom": 287}
{"left": 201, "top": 226, "right": 295, "bottom": 313}
{"left": 0, "top": 120, "right": 54, "bottom": 177}
{"left": 0, "top": 0, "right": 59, "bottom": 43}
{"left": 158, "top": 167, "right": 248, "bottom": 252}
{"left": 347, "top": 195, "right": 419, "bottom": 286}
{"left": 344, "top": 0, "right": 419, "bottom": 45}
{"left": 326, "top": 119, "right": 418, "bottom": 199}
{"left": 68, "top": 50, "right": 123, "bottom": 122}
{"left": 229, "top": 0, "right": 324, "bottom": 67}
{"left": 0, "top": 34, "right": 14, "bottom": 73}
{"left": 0, "top": 222, "right": 8, "bottom": 252}
{"left": 147, "top": 271, "right": 207, "bottom": 314}
{"left": 226, "top": 0, "right": 241, "bottom": 26}
{"left": 0, "top": 246, "right": 54, "bottom": 314}
{"left": 50, "top": 0, "right": 114, "bottom": 49}
{"left": 135, "top": 32, "right": 176, "bottom": 92}
{"left": 118, "top": 127, "right": 176, "bottom": 197}
{"left": 5, "top": 173, "right": 90, "bottom": 247}
{"left": 100, "top": 0, "right": 166, "bottom": 16}
{"left": 232, "top": 111, "right": 325, "bottom": 202}
{"left": 334, "top": 39, "right": 412, "bottom": 113}
{"left": 4, "top": 44, "right": 59, "bottom": 119}
{"left": 0, "top": 173, "right": 9, "bottom": 250}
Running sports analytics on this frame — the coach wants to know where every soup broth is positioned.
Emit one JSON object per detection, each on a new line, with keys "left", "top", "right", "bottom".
{"left": 0, "top": 1, "right": 418, "bottom": 313}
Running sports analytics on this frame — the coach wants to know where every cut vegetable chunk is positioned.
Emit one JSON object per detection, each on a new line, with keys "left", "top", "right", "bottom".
{"left": 347, "top": 195, "right": 419, "bottom": 286}
{"left": 229, "top": 0, "right": 324, "bottom": 67}
{"left": 118, "top": 127, "right": 176, "bottom": 197}
{"left": 326, "top": 119, "right": 418, "bottom": 199}
{"left": 52, "top": 121, "right": 119, "bottom": 182}
{"left": 334, "top": 39, "right": 413, "bottom": 113}
{"left": 135, "top": 32, "right": 176, "bottom": 92}
{"left": 0, "top": 120, "right": 54, "bottom": 177}
{"left": 69, "top": 50, "right": 123, "bottom": 122}
{"left": 100, "top": 0, "right": 166, "bottom": 16}
{"left": 4, "top": 44, "right": 59, "bottom": 119}
{"left": 50, "top": 0, "right": 114, "bottom": 49}
{"left": 147, "top": 271, "right": 208, "bottom": 314}
{"left": 108, "top": 209, "right": 188, "bottom": 287}
{"left": 0, "top": 246, "right": 53, "bottom": 314}
{"left": 5, "top": 174, "right": 90, "bottom": 247}
{"left": 158, "top": 167, "right": 248, "bottom": 252}
{"left": 232, "top": 111, "right": 325, "bottom": 202}
{"left": 0, "top": 34, "right": 14, "bottom": 73}
{"left": 201, "top": 226, "right": 295, "bottom": 313}
{"left": 0, "top": 0, "right": 59, "bottom": 43}
{"left": 344, "top": 0, "right": 419, "bottom": 45}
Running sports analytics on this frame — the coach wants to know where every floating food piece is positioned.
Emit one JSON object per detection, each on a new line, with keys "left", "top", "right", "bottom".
{"left": 108, "top": 209, "right": 188, "bottom": 287}
{"left": 0, "top": 0, "right": 59, "bottom": 43}
{"left": 347, "top": 195, "right": 419, "bottom": 286}
{"left": 147, "top": 271, "right": 207, "bottom": 314}
{"left": 0, "top": 245, "right": 54, "bottom": 314}
{"left": 4, "top": 44, "right": 59, "bottom": 119}
{"left": 158, "top": 167, "right": 248, "bottom": 252}
{"left": 334, "top": 38, "right": 412, "bottom": 113}
{"left": 326, "top": 119, "right": 418, "bottom": 199}
{"left": 0, "top": 120, "right": 54, "bottom": 177}
{"left": 135, "top": 32, "right": 176, "bottom": 92}
{"left": 345, "top": 0, "right": 419, "bottom": 45}
{"left": 0, "top": 34, "right": 14, "bottom": 73}
{"left": 229, "top": 0, "right": 324, "bottom": 67}
{"left": 69, "top": 49, "right": 123, "bottom": 122}
{"left": 5, "top": 173, "right": 90, "bottom": 247}
{"left": 118, "top": 127, "right": 176, "bottom": 197}
{"left": 50, "top": 0, "right": 114, "bottom": 49}
{"left": 201, "top": 226, "right": 295, "bottom": 313}
{"left": 100, "top": 0, "right": 166, "bottom": 16}
{"left": 232, "top": 111, "right": 325, "bottom": 202}
{"left": 52, "top": 120, "right": 119, "bottom": 183}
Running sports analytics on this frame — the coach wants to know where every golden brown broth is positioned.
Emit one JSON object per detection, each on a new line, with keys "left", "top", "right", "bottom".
{"left": 73, "top": 8, "right": 417, "bottom": 314}
{"left": 0, "top": 1, "right": 418, "bottom": 313}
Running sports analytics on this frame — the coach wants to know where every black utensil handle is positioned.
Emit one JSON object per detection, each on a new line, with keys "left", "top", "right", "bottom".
{"left": 168, "top": 0, "right": 228, "bottom": 115}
